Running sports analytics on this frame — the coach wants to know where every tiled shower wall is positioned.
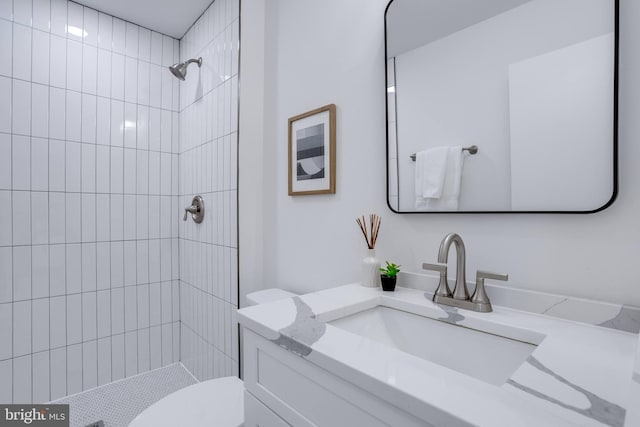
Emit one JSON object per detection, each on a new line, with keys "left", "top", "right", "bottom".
{"left": 179, "top": 0, "right": 239, "bottom": 380}
{"left": 0, "top": 0, "right": 181, "bottom": 403}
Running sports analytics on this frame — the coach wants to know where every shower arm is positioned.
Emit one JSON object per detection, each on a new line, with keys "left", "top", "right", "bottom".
{"left": 185, "top": 58, "right": 203, "bottom": 68}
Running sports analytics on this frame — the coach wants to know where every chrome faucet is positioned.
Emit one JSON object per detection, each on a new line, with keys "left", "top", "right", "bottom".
{"left": 423, "top": 233, "right": 508, "bottom": 313}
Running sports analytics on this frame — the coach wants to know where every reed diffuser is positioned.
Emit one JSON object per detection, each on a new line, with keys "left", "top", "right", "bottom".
{"left": 356, "top": 214, "right": 382, "bottom": 287}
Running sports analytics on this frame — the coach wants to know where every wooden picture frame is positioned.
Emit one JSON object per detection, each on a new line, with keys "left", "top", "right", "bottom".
{"left": 288, "top": 104, "right": 336, "bottom": 196}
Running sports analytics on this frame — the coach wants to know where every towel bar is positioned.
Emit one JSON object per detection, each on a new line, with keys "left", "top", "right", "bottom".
{"left": 410, "top": 145, "right": 478, "bottom": 161}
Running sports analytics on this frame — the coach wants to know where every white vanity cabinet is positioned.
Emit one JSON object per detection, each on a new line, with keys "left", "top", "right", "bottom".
{"left": 242, "top": 329, "right": 429, "bottom": 427}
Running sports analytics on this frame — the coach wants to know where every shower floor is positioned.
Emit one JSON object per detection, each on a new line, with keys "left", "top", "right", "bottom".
{"left": 51, "top": 363, "right": 198, "bottom": 427}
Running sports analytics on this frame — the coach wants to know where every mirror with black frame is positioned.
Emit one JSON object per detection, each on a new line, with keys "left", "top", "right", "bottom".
{"left": 385, "top": 0, "right": 617, "bottom": 213}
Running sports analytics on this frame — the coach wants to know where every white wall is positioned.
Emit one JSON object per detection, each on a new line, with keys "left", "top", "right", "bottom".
{"left": 239, "top": 0, "right": 640, "bottom": 308}
{"left": 394, "top": 0, "right": 612, "bottom": 211}
{"left": 0, "top": 1, "right": 180, "bottom": 403}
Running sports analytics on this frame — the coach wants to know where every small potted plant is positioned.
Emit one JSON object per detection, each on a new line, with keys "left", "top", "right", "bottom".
{"left": 379, "top": 261, "right": 401, "bottom": 291}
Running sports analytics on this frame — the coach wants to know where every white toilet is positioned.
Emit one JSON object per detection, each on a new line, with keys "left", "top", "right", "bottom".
{"left": 128, "top": 288, "right": 297, "bottom": 427}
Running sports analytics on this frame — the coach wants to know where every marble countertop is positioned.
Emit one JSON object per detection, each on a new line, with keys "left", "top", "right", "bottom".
{"left": 237, "top": 284, "right": 639, "bottom": 427}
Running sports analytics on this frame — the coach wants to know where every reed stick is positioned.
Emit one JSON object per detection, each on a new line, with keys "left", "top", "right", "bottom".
{"left": 356, "top": 214, "right": 381, "bottom": 249}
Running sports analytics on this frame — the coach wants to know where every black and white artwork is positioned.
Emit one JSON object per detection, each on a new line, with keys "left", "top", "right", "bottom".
{"left": 296, "top": 123, "right": 325, "bottom": 181}
{"left": 288, "top": 104, "right": 336, "bottom": 195}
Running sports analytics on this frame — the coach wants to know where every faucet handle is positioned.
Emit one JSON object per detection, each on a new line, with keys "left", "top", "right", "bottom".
{"left": 471, "top": 270, "right": 508, "bottom": 310}
{"left": 423, "top": 263, "right": 451, "bottom": 298}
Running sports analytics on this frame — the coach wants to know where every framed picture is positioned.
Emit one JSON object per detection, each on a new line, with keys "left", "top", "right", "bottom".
{"left": 288, "top": 104, "right": 336, "bottom": 196}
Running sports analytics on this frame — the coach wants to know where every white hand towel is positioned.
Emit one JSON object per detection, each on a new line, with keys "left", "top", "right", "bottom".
{"left": 415, "top": 146, "right": 464, "bottom": 211}
{"left": 414, "top": 147, "right": 449, "bottom": 200}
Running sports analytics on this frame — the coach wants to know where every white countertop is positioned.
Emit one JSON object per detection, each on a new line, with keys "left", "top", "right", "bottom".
{"left": 237, "top": 284, "right": 639, "bottom": 427}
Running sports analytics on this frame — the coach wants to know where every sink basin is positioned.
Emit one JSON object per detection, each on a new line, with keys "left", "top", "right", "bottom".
{"left": 329, "top": 306, "right": 539, "bottom": 385}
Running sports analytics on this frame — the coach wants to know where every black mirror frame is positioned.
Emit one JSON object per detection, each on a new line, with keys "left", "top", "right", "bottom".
{"left": 384, "top": 0, "right": 619, "bottom": 214}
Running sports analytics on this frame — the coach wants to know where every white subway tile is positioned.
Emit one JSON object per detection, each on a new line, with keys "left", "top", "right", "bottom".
{"left": 111, "top": 333, "right": 125, "bottom": 381}
{"left": 96, "top": 242, "right": 110, "bottom": 290}
{"left": 110, "top": 193, "right": 123, "bottom": 241}
{"left": 49, "top": 34, "right": 66, "bottom": 88}
{"left": 96, "top": 96, "right": 110, "bottom": 146}
{"left": 32, "top": 298, "right": 49, "bottom": 352}
{"left": 0, "top": 0, "right": 10, "bottom": 20}
{"left": 48, "top": 245, "right": 65, "bottom": 296}
{"left": 0, "top": 190, "right": 13, "bottom": 246}
{"left": 136, "top": 239, "right": 149, "bottom": 284}
{"left": 0, "top": 135, "right": 9, "bottom": 189}
{"left": 83, "top": 7, "right": 98, "bottom": 46}
{"left": 124, "top": 57, "right": 138, "bottom": 104}
{"left": 67, "top": 1, "right": 84, "bottom": 40}
{"left": 31, "top": 83, "right": 49, "bottom": 138}
{"left": 13, "top": 355, "right": 31, "bottom": 403}
{"left": 0, "top": 20, "right": 10, "bottom": 77}
{"left": 66, "top": 344, "right": 82, "bottom": 395}
{"left": 82, "top": 291, "right": 97, "bottom": 341}
{"left": 111, "top": 18, "right": 125, "bottom": 55}
{"left": 161, "top": 323, "right": 172, "bottom": 366}
{"left": 31, "top": 245, "right": 49, "bottom": 299}
{"left": 161, "top": 67, "right": 172, "bottom": 110}
{"left": 149, "top": 64, "right": 162, "bottom": 108}
{"left": 97, "top": 12, "right": 112, "bottom": 50}
{"left": 65, "top": 141, "right": 81, "bottom": 191}
{"left": 148, "top": 195, "right": 159, "bottom": 239}
{"left": 32, "top": 29, "right": 49, "bottom": 84}
{"left": 148, "top": 107, "right": 161, "bottom": 151}
{"left": 96, "top": 289, "right": 110, "bottom": 338}
{"left": 149, "top": 282, "right": 160, "bottom": 326}
{"left": 12, "top": 192, "right": 31, "bottom": 246}
{"left": 124, "top": 102, "right": 136, "bottom": 148}
{"left": 150, "top": 32, "right": 162, "bottom": 65}
{"left": 138, "top": 28, "right": 150, "bottom": 62}
{"left": 32, "top": 351, "right": 50, "bottom": 403}
{"left": 124, "top": 285, "right": 136, "bottom": 331}
{"left": 82, "top": 340, "right": 97, "bottom": 390}
{"left": 48, "top": 139, "right": 64, "bottom": 192}
{"left": 50, "top": 347, "right": 67, "bottom": 400}
{"left": 110, "top": 147, "right": 123, "bottom": 194}
{"left": 95, "top": 145, "right": 109, "bottom": 193}
{"left": 137, "top": 328, "right": 150, "bottom": 373}
{"left": 49, "top": 296, "right": 66, "bottom": 348}
{"left": 96, "top": 49, "right": 111, "bottom": 97}
{"left": 81, "top": 194, "right": 97, "bottom": 241}
{"left": 81, "top": 93, "right": 97, "bottom": 144}
{"left": 30, "top": 137, "right": 47, "bottom": 191}
{"left": 160, "top": 110, "right": 172, "bottom": 153}
{"left": 111, "top": 52, "right": 125, "bottom": 101}
{"left": 123, "top": 239, "right": 136, "bottom": 285}
{"left": 123, "top": 192, "right": 137, "bottom": 232}
{"left": 66, "top": 39, "right": 82, "bottom": 92}
{"left": 110, "top": 241, "right": 124, "bottom": 288}
{"left": 66, "top": 293, "right": 81, "bottom": 345}
{"left": 125, "top": 330, "right": 137, "bottom": 377}
{"left": 125, "top": 22, "right": 138, "bottom": 58}
{"left": 95, "top": 194, "right": 109, "bottom": 242}
{"left": 31, "top": 191, "right": 48, "bottom": 245}
{"left": 12, "top": 79, "right": 31, "bottom": 135}
{"left": 82, "top": 44, "right": 98, "bottom": 95}
{"left": 137, "top": 105, "right": 149, "bottom": 150}
{"left": 13, "top": 23, "right": 31, "bottom": 80}
{"left": 150, "top": 325, "right": 161, "bottom": 369}
{"left": 110, "top": 99, "right": 124, "bottom": 147}
{"left": 0, "top": 76, "right": 10, "bottom": 133}
{"left": 136, "top": 284, "right": 149, "bottom": 328}
{"left": 148, "top": 152, "right": 160, "bottom": 195}
{"left": 49, "top": 86, "right": 66, "bottom": 140}
{"left": 12, "top": 135, "right": 30, "bottom": 190}
{"left": 81, "top": 242, "right": 96, "bottom": 291}
{"left": 81, "top": 143, "right": 96, "bottom": 192}
{"left": 65, "top": 193, "right": 81, "bottom": 243}
{"left": 97, "top": 337, "right": 111, "bottom": 386}
{"left": 32, "top": 0, "right": 50, "bottom": 32}
{"left": 65, "top": 243, "right": 81, "bottom": 293}
{"left": 13, "top": 300, "right": 31, "bottom": 356}
{"left": 0, "top": 304, "right": 12, "bottom": 359}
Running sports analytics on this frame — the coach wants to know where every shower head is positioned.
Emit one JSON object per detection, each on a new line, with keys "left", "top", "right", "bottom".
{"left": 168, "top": 57, "right": 203, "bottom": 80}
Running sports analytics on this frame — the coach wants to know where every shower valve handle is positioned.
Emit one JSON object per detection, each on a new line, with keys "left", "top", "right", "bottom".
{"left": 183, "top": 196, "right": 204, "bottom": 224}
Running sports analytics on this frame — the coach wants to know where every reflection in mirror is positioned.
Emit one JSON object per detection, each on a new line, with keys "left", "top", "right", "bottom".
{"left": 386, "top": 0, "right": 617, "bottom": 213}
